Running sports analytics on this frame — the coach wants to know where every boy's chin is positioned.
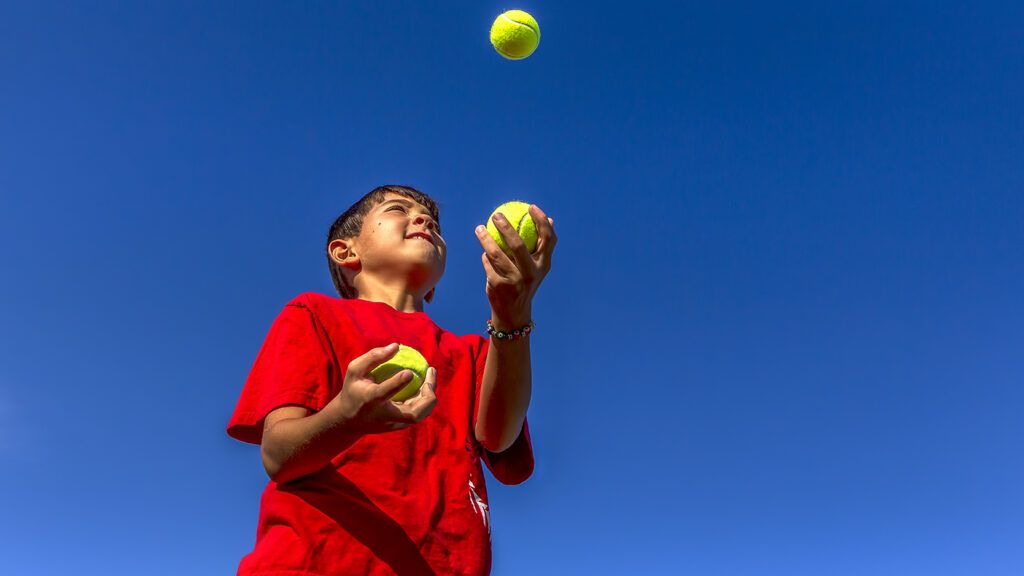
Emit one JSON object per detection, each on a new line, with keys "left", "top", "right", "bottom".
{"left": 403, "top": 259, "right": 445, "bottom": 283}
{"left": 405, "top": 245, "right": 445, "bottom": 265}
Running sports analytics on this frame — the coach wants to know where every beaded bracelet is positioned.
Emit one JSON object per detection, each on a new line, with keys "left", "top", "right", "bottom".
{"left": 486, "top": 319, "right": 535, "bottom": 341}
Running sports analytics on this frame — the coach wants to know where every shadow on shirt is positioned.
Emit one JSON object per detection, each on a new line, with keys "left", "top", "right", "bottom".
{"left": 282, "top": 467, "right": 437, "bottom": 576}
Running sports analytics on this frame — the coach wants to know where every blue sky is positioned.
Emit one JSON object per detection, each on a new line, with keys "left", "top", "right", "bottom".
{"left": 1, "top": 1, "right": 1022, "bottom": 574}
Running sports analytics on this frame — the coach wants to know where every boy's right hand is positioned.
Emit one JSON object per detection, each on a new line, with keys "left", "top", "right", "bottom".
{"left": 332, "top": 343, "right": 438, "bottom": 434}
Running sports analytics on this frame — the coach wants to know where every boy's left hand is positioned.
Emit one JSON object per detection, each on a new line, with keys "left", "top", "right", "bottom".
{"left": 475, "top": 204, "right": 557, "bottom": 326}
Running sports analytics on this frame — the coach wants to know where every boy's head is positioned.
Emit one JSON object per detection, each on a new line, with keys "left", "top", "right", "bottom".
{"left": 326, "top": 185, "right": 446, "bottom": 303}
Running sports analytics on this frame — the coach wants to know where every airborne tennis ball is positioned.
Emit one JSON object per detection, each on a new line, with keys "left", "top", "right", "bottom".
{"left": 370, "top": 344, "right": 428, "bottom": 402}
{"left": 487, "top": 201, "right": 538, "bottom": 255}
{"left": 490, "top": 10, "right": 540, "bottom": 60}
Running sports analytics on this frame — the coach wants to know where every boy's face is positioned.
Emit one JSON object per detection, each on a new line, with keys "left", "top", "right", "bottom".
{"left": 349, "top": 192, "right": 447, "bottom": 290}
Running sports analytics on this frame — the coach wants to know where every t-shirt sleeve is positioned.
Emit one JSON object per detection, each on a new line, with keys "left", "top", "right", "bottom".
{"left": 227, "top": 301, "right": 336, "bottom": 445}
{"left": 468, "top": 334, "right": 535, "bottom": 485}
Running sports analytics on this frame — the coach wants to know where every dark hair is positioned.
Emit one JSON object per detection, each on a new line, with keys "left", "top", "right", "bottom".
{"left": 325, "top": 185, "right": 442, "bottom": 299}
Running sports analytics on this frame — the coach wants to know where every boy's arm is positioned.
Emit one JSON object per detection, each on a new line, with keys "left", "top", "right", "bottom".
{"left": 473, "top": 204, "right": 556, "bottom": 454}
{"left": 261, "top": 343, "right": 439, "bottom": 484}
{"left": 260, "top": 402, "right": 358, "bottom": 484}
{"left": 474, "top": 316, "right": 532, "bottom": 454}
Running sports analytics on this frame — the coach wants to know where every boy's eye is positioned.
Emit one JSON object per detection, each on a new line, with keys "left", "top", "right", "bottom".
{"left": 387, "top": 205, "right": 406, "bottom": 212}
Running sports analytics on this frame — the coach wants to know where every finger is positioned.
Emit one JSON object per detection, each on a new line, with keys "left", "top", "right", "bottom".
{"left": 348, "top": 342, "right": 401, "bottom": 377}
{"left": 402, "top": 367, "right": 438, "bottom": 420}
{"left": 415, "top": 367, "right": 438, "bottom": 405}
{"left": 534, "top": 236, "right": 555, "bottom": 275}
{"left": 483, "top": 249, "right": 518, "bottom": 280}
{"left": 530, "top": 207, "right": 557, "bottom": 274}
{"left": 372, "top": 369, "right": 416, "bottom": 402}
{"left": 481, "top": 251, "right": 524, "bottom": 291}
{"left": 490, "top": 212, "right": 532, "bottom": 273}
{"left": 530, "top": 204, "right": 557, "bottom": 260}
{"left": 411, "top": 392, "right": 438, "bottom": 421}
{"left": 481, "top": 252, "right": 503, "bottom": 286}
{"left": 423, "top": 366, "right": 437, "bottom": 396}
{"left": 530, "top": 205, "right": 556, "bottom": 251}
{"left": 400, "top": 395, "right": 437, "bottom": 423}
{"left": 475, "top": 225, "right": 517, "bottom": 277}
{"left": 395, "top": 366, "right": 437, "bottom": 406}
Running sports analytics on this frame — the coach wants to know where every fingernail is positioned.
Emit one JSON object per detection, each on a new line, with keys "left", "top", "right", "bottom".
{"left": 475, "top": 225, "right": 485, "bottom": 235}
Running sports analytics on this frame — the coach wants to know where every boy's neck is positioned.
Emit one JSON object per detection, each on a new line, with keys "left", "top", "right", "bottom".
{"left": 353, "top": 282, "right": 427, "bottom": 314}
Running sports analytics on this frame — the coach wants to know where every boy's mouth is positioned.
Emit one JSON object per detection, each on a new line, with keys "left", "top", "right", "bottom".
{"left": 406, "top": 232, "right": 435, "bottom": 245}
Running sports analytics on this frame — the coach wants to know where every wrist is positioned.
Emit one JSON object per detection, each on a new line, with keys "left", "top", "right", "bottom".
{"left": 490, "top": 308, "right": 532, "bottom": 330}
{"left": 322, "top": 395, "right": 358, "bottom": 433}
{"left": 486, "top": 318, "right": 535, "bottom": 342}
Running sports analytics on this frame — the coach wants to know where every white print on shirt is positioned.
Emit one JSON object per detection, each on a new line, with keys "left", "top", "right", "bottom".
{"left": 468, "top": 480, "right": 490, "bottom": 536}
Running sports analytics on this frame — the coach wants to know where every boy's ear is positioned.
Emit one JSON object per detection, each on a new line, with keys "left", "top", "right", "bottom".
{"left": 328, "top": 238, "right": 359, "bottom": 270}
{"left": 425, "top": 287, "right": 435, "bottom": 303}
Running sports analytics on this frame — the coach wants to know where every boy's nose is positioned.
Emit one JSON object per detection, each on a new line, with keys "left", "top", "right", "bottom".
{"left": 414, "top": 214, "right": 437, "bottom": 231}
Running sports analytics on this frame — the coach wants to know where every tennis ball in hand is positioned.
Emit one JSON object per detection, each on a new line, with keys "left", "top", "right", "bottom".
{"left": 370, "top": 344, "right": 428, "bottom": 402}
{"left": 490, "top": 10, "right": 540, "bottom": 60}
{"left": 487, "top": 201, "right": 538, "bottom": 255}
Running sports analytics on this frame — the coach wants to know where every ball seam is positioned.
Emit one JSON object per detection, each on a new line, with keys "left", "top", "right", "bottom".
{"left": 499, "top": 14, "right": 540, "bottom": 38}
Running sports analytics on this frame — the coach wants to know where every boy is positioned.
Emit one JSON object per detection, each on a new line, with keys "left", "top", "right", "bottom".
{"left": 226, "top": 185, "right": 557, "bottom": 575}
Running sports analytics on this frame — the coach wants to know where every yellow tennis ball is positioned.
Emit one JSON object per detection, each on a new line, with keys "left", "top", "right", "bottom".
{"left": 490, "top": 10, "right": 540, "bottom": 60}
{"left": 487, "top": 201, "right": 538, "bottom": 255}
{"left": 370, "top": 344, "right": 428, "bottom": 402}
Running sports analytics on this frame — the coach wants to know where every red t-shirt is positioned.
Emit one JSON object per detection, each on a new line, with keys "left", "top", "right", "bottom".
{"left": 227, "top": 293, "right": 534, "bottom": 576}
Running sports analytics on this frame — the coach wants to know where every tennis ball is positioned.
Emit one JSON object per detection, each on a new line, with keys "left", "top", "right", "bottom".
{"left": 370, "top": 344, "right": 428, "bottom": 402}
{"left": 490, "top": 10, "right": 540, "bottom": 60}
{"left": 487, "top": 201, "right": 538, "bottom": 255}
